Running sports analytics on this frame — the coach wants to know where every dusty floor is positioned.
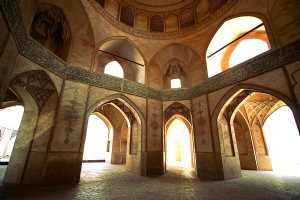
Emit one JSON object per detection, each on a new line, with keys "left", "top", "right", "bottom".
{"left": 0, "top": 163, "right": 300, "bottom": 200}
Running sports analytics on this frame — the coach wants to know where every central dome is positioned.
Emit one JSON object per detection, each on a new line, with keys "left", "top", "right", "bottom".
{"left": 134, "top": 0, "right": 183, "bottom": 6}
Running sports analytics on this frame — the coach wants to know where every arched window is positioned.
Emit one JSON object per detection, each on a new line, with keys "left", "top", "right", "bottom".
{"left": 150, "top": 15, "right": 164, "bottom": 32}
{"left": 206, "top": 16, "right": 271, "bottom": 77}
{"left": 104, "top": 61, "right": 124, "bottom": 78}
{"left": 120, "top": 6, "right": 134, "bottom": 27}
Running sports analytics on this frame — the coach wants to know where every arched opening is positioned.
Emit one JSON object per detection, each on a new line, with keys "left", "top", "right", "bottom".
{"left": 263, "top": 106, "right": 300, "bottom": 174}
{"left": 30, "top": 4, "right": 71, "bottom": 61}
{"left": 166, "top": 117, "right": 192, "bottom": 169}
{"left": 0, "top": 105, "right": 24, "bottom": 166}
{"left": 80, "top": 95, "right": 145, "bottom": 181}
{"left": 82, "top": 114, "right": 111, "bottom": 162}
{"left": 217, "top": 88, "right": 300, "bottom": 178}
{"left": 120, "top": 6, "right": 134, "bottom": 27}
{"left": 96, "top": 38, "right": 145, "bottom": 84}
{"left": 104, "top": 61, "right": 124, "bottom": 78}
{"left": 206, "top": 16, "right": 271, "bottom": 77}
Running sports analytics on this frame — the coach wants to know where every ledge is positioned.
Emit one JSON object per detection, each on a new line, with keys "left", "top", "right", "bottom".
{"left": 1, "top": 0, "right": 300, "bottom": 101}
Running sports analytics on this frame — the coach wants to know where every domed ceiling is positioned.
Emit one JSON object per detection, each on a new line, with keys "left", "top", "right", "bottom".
{"left": 89, "top": 0, "right": 237, "bottom": 39}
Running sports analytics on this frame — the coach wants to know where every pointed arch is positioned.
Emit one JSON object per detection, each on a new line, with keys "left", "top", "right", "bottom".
{"left": 205, "top": 14, "right": 275, "bottom": 78}
{"left": 164, "top": 102, "right": 191, "bottom": 124}
{"left": 83, "top": 93, "right": 146, "bottom": 175}
{"left": 9, "top": 70, "right": 58, "bottom": 109}
{"left": 96, "top": 36, "right": 146, "bottom": 84}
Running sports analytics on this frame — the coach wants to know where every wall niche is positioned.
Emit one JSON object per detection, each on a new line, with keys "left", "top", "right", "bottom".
{"left": 30, "top": 4, "right": 71, "bottom": 61}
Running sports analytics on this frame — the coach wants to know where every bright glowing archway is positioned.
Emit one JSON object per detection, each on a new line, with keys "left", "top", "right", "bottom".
{"left": 263, "top": 106, "right": 300, "bottom": 174}
{"left": 166, "top": 118, "right": 191, "bottom": 168}
{"left": 83, "top": 115, "right": 109, "bottom": 161}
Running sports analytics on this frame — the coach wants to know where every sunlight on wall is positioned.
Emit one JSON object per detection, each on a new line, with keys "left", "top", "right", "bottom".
{"left": 206, "top": 16, "right": 269, "bottom": 77}
{"left": 83, "top": 115, "right": 109, "bottom": 161}
{"left": 166, "top": 119, "right": 191, "bottom": 168}
{"left": 263, "top": 106, "right": 300, "bottom": 174}
{"left": 229, "top": 39, "right": 269, "bottom": 67}
{"left": 171, "top": 78, "right": 181, "bottom": 88}
{"left": 0, "top": 105, "right": 24, "bottom": 158}
{"left": 104, "top": 61, "right": 124, "bottom": 78}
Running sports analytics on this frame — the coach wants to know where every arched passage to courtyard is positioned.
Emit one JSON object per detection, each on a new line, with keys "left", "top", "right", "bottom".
{"left": 81, "top": 94, "right": 146, "bottom": 178}
{"left": 165, "top": 116, "right": 193, "bottom": 170}
{"left": 164, "top": 102, "right": 195, "bottom": 173}
{"left": 1, "top": 70, "right": 58, "bottom": 184}
{"left": 214, "top": 86, "right": 300, "bottom": 178}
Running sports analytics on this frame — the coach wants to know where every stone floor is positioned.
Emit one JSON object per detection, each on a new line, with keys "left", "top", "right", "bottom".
{"left": 1, "top": 163, "right": 300, "bottom": 200}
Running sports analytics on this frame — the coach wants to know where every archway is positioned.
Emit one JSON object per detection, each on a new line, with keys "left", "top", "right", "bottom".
{"left": 2, "top": 70, "right": 58, "bottom": 184}
{"left": 80, "top": 94, "right": 146, "bottom": 179}
{"left": 163, "top": 102, "right": 195, "bottom": 173}
{"left": 96, "top": 37, "right": 145, "bottom": 84}
{"left": 165, "top": 116, "right": 192, "bottom": 169}
{"left": 206, "top": 16, "right": 271, "bottom": 77}
{"left": 215, "top": 87, "right": 300, "bottom": 178}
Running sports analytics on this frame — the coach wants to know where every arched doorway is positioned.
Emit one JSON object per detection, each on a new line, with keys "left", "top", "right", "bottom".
{"left": 2, "top": 70, "right": 58, "bottom": 184}
{"left": 165, "top": 116, "right": 192, "bottom": 169}
{"left": 216, "top": 88, "right": 300, "bottom": 177}
{"left": 163, "top": 102, "right": 195, "bottom": 173}
{"left": 80, "top": 94, "right": 146, "bottom": 180}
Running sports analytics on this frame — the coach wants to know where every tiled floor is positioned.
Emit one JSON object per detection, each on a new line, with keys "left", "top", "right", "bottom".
{"left": 1, "top": 163, "right": 300, "bottom": 200}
